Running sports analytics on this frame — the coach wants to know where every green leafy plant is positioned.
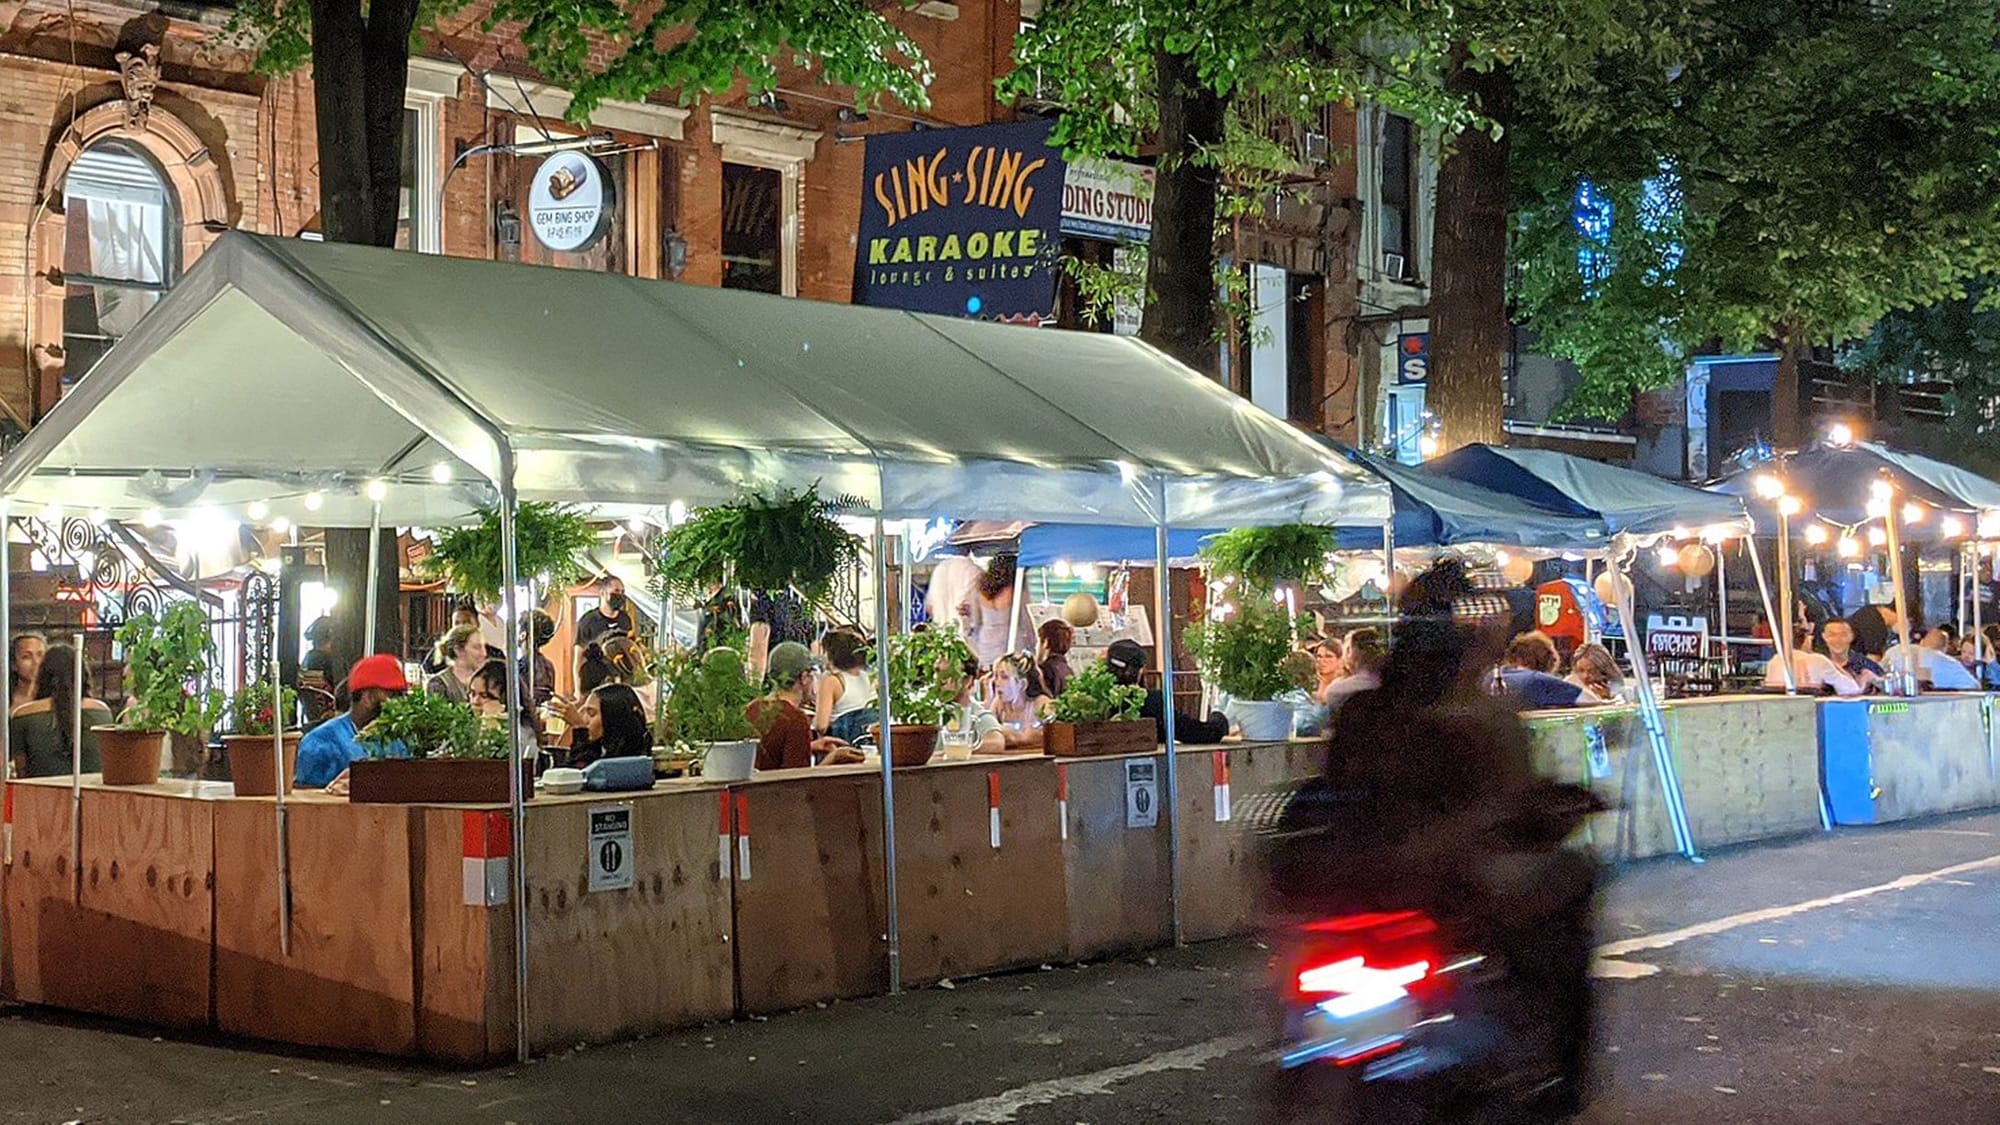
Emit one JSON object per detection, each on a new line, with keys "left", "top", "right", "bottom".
{"left": 1050, "top": 660, "right": 1146, "bottom": 724}
{"left": 358, "top": 690, "right": 507, "bottom": 760}
{"left": 883, "top": 625, "right": 975, "bottom": 728}
{"left": 429, "top": 502, "right": 596, "bottom": 605}
{"left": 228, "top": 681, "right": 300, "bottom": 737}
{"left": 658, "top": 647, "right": 759, "bottom": 748}
{"left": 652, "top": 485, "right": 862, "bottom": 607}
{"left": 1188, "top": 600, "right": 1303, "bottom": 701}
{"left": 115, "top": 604, "right": 226, "bottom": 736}
{"left": 1199, "top": 526, "right": 1337, "bottom": 595}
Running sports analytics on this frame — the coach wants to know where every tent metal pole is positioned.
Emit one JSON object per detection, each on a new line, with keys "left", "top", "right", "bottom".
{"left": 1715, "top": 541, "right": 1731, "bottom": 672}
{"left": 498, "top": 452, "right": 530, "bottom": 1064}
{"left": 0, "top": 501, "right": 9, "bottom": 904}
{"left": 1381, "top": 519, "right": 1395, "bottom": 643}
{"left": 1883, "top": 486, "right": 1916, "bottom": 694}
{"left": 1610, "top": 552, "right": 1699, "bottom": 862}
{"left": 1975, "top": 545, "right": 1987, "bottom": 688}
{"left": 1775, "top": 509, "right": 1796, "bottom": 695}
{"left": 1155, "top": 483, "right": 1183, "bottom": 946}
{"left": 1958, "top": 544, "right": 1969, "bottom": 639}
{"left": 272, "top": 573, "right": 293, "bottom": 958}
{"left": 364, "top": 500, "right": 383, "bottom": 654}
{"left": 871, "top": 518, "right": 902, "bottom": 994}
{"left": 1004, "top": 560, "right": 1027, "bottom": 658}
{"left": 1743, "top": 536, "right": 1795, "bottom": 693}
{"left": 901, "top": 534, "right": 916, "bottom": 635}
{"left": 69, "top": 633, "right": 83, "bottom": 901}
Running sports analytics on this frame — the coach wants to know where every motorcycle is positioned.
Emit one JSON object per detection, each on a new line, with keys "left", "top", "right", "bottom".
{"left": 1250, "top": 779, "right": 1605, "bottom": 1123}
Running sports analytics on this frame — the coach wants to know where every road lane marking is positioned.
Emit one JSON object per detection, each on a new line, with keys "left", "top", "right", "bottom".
{"left": 885, "top": 1032, "right": 1258, "bottom": 1124}
{"left": 1593, "top": 852, "right": 2000, "bottom": 978}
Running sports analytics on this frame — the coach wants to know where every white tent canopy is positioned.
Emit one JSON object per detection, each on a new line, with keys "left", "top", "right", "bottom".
{"left": 0, "top": 233, "right": 1390, "bottom": 530}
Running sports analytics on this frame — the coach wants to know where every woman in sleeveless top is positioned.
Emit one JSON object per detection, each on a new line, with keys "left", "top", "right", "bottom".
{"left": 813, "top": 627, "right": 878, "bottom": 743}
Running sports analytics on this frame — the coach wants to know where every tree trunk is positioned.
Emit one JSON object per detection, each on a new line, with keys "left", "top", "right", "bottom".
{"left": 1140, "top": 49, "right": 1229, "bottom": 376}
{"left": 1427, "top": 49, "right": 1516, "bottom": 451}
{"left": 310, "top": 0, "right": 420, "bottom": 674}
{"left": 1772, "top": 324, "right": 1805, "bottom": 449}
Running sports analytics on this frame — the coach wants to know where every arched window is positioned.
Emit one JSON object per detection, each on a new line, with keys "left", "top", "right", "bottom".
{"left": 59, "top": 140, "right": 179, "bottom": 381}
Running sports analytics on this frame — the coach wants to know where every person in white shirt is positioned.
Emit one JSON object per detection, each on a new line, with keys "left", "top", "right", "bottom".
{"left": 1763, "top": 623, "right": 1863, "bottom": 696}
{"left": 1883, "top": 628, "right": 1981, "bottom": 691}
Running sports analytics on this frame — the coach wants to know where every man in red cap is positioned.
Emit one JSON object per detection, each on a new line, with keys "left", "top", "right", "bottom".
{"left": 295, "top": 654, "right": 409, "bottom": 788}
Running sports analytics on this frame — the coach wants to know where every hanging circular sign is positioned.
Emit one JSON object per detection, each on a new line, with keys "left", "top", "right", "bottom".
{"left": 527, "top": 151, "right": 614, "bottom": 253}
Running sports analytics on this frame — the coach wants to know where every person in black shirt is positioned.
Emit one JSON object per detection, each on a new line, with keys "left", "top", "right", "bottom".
{"left": 1104, "top": 638, "right": 1229, "bottom": 744}
{"left": 575, "top": 577, "right": 637, "bottom": 684}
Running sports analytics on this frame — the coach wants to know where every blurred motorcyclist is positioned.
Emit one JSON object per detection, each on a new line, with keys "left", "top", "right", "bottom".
{"left": 1306, "top": 559, "right": 1599, "bottom": 1115}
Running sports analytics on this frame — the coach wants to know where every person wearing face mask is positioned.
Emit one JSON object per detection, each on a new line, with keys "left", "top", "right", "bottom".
{"left": 575, "top": 576, "right": 636, "bottom": 681}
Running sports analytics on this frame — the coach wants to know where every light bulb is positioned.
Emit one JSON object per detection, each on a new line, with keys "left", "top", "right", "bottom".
{"left": 1866, "top": 498, "right": 1889, "bottom": 519}
{"left": 1870, "top": 480, "right": 1894, "bottom": 503}
{"left": 140, "top": 507, "right": 163, "bottom": 528}
{"left": 1272, "top": 588, "right": 1288, "bottom": 605}
{"left": 1941, "top": 515, "right": 1966, "bottom": 539}
{"left": 1776, "top": 495, "right": 1804, "bottom": 518}
{"left": 304, "top": 491, "right": 325, "bottom": 512}
{"left": 247, "top": 500, "right": 270, "bottom": 522}
{"left": 1053, "top": 560, "right": 1072, "bottom": 579}
{"left": 1702, "top": 524, "right": 1732, "bottom": 544}
{"left": 1868, "top": 527, "right": 1887, "bottom": 547}
{"left": 271, "top": 516, "right": 292, "bottom": 535}
{"left": 1803, "top": 524, "right": 1829, "bottom": 546}
{"left": 1493, "top": 550, "right": 1512, "bottom": 568}
{"left": 1417, "top": 433, "right": 1441, "bottom": 458}
{"left": 1078, "top": 564, "right": 1100, "bottom": 584}
{"left": 1827, "top": 422, "right": 1854, "bottom": 447}
{"left": 1901, "top": 502, "right": 1924, "bottom": 525}
{"left": 366, "top": 479, "right": 388, "bottom": 503}
{"left": 88, "top": 508, "right": 108, "bottom": 525}
{"left": 1656, "top": 544, "right": 1680, "bottom": 568}
{"left": 1671, "top": 526, "right": 1690, "bottom": 541}
{"left": 431, "top": 461, "right": 454, "bottom": 484}
{"left": 1753, "top": 474, "right": 1786, "bottom": 500}
{"left": 1838, "top": 536, "right": 1861, "bottom": 559}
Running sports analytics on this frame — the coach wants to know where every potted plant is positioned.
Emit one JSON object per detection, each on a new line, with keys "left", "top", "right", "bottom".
{"left": 1188, "top": 599, "right": 1307, "bottom": 742}
{"left": 1045, "top": 659, "right": 1152, "bottom": 758}
{"left": 1198, "top": 525, "right": 1338, "bottom": 596}
{"left": 428, "top": 501, "right": 596, "bottom": 604}
{"left": 658, "top": 646, "right": 761, "bottom": 780}
{"left": 348, "top": 690, "right": 519, "bottom": 803}
{"left": 877, "top": 625, "right": 975, "bottom": 767}
{"left": 101, "top": 604, "right": 226, "bottom": 785}
{"left": 223, "top": 680, "right": 301, "bottom": 796}
{"left": 651, "top": 484, "right": 862, "bottom": 615}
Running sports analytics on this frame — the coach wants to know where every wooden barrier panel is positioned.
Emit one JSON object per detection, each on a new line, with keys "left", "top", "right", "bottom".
{"left": 1851, "top": 696, "right": 2000, "bottom": 823}
{"left": 1527, "top": 707, "right": 1681, "bottom": 860}
{"left": 5, "top": 782, "right": 86, "bottom": 1008}
{"left": 730, "top": 769, "right": 889, "bottom": 1014}
{"left": 75, "top": 785, "right": 216, "bottom": 1028}
{"left": 213, "top": 796, "right": 415, "bottom": 1053}
{"left": 413, "top": 805, "right": 515, "bottom": 1063}
{"left": 892, "top": 757, "right": 1064, "bottom": 985}
{"left": 1057, "top": 753, "right": 1170, "bottom": 958}
{"left": 1175, "top": 742, "right": 1308, "bottom": 943}
{"left": 1668, "top": 696, "right": 1823, "bottom": 846}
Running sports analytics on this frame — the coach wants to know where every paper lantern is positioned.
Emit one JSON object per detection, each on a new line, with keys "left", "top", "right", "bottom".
{"left": 1593, "top": 570, "right": 1633, "bottom": 608}
{"left": 1061, "top": 592, "right": 1100, "bottom": 627}
{"left": 1678, "top": 544, "right": 1716, "bottom": 578}
{"left": 1501, "top": 555, "right": 1536, "bottom": 586}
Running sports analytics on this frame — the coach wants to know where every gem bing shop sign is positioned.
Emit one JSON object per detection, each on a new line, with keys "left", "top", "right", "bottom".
{"left": 853, "top": 120, "right": 1066, "bottom": 322}
{"left": 529, "top": 151, "right": 614, "bottom": 253}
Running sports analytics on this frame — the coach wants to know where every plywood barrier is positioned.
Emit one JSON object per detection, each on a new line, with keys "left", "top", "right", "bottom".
{"left": 1175, "top": 742, "right": 1302, "bottom": 943}
{"left": 1668, "top": 696, "right": 1823, "bottom": 846}
{"left": 413, "top": 805, "right": 515, "bottom": 1063}
{"left": 730, "top": 769, "right": 889, "bottom": 1014}
{"left": 1527, "top": 707, "right": 1681, "bottom": 860}
{"left": 214, "top": 796, "right": 416, "bottom": 1053}
{"left": 5, "top": 781, "right": 87, "bottom": 1009}
{"left": 72, "top": 785, "right": 217, "bottom": 1028}
{"left": 892, "top": 757, "right": 1065, "bottom": 985}
{"left": 1057, "top": 753, "right": 1170, "bottom": 958}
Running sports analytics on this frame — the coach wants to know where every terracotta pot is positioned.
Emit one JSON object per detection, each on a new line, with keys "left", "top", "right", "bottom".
{"left": 1045, "top": 719, "right": 1157, "bottom": 759}
{"left": 95, "top": 726, "right": 166, "bottom": 786}
{"left": 224, "top": 732, "right": 303, "bottom": 797}
{"left": 883, "top": 723, "right": 939, "bottom": 768}
{"left": 347, "top": 757, "right": 535, "bottom": 804}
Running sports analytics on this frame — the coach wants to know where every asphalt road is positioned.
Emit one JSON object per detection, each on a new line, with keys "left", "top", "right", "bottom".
{"left": 6, "top": 811, "right": 2000, "bottom": 1124}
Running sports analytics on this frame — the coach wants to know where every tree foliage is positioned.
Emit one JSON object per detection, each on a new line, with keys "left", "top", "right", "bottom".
{"left": 1513, "top": 0, "right": 2000, "bottom": 422}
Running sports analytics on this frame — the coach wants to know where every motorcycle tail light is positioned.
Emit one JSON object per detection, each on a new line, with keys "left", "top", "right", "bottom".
{"left": 1291, "top": 911, "right": 1443, "bottom": 1018}
{"left": 1295, "top": 954, "right": 1434, "bottom": 1019}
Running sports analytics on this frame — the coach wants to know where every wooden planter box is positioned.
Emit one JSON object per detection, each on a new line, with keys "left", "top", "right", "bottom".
{"left": 348, "top": 758, "right": 533, "bottom": 804}
{"left": 1045, "top": 719, "right": 1156, "bottom": 759}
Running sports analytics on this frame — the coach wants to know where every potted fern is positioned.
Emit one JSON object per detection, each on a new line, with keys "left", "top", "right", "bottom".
{"left": 658, "top": 646, "right": 760, "bottom": 780}
{"left": 428, "top": 501, "right": 596, "bottom": 604}
{"left": 223, "top": 680, "right": 301, "bottom": 796}
{"left": 100, "top": 604, "right": 225, "bottom": 785}
{"left": 1045, "top": 659, "right": 1152, "bottom": 758}
{"left": 877, "top": 625, "right": 975, "bottom": 767}
{"left": 348, "top": 690, "right": 520, "bottom": 803}
{"left": 1187, "top": 599, "right": 1308, "bottom": 742}
{"left": 651, "top": 484, "right": 861, "bottom": 615}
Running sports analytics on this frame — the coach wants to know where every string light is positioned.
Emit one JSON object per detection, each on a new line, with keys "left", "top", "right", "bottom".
{"left": 1868, "top": 527, "right": 1887, "bottom": 547}
{"left": 1053, "top": 560, "right": 1072, "bottom": 579}
{"left": 304, "top": 491, "right": 325, "bottom": 512}
{"left": 1493, "top": 550, "right": 1512, "bottom": 568}
{"left": 1901, "top": 502, "right": 1925, "bottom": 525}
{"left": 247, "top": 501, "right": 270, "bottom": 522}
{"left": 1777, "top": 495, "right": 1804, "bottom": 517}
{"left": 1838, "top": 536, "right": 1861, "bottom": 559}
{"left": 1803, "top": 524, "right": 1829, "bottom": 546}
{"left": 1753, "top": 474, "right": 1786, "bottom": 500}
{"left": 1656, "top": 544, "right": 1680, "bottom": 568}
{"left": 1871, "top": 480, "right": 1895, "bottom": 503}
{"left": 431, "top": 462, "right": 455, "bottom": 484}
{"left": 1826, "top": 421, "right": 1855, "bottom": 447}
{"left": 1941, "top": 515, "right": 1967, "bottom": 539}
{"left": 271, "top": 516, "right": 292, "bottom": 536}
{"left": 366, "top": 480, "right": 389, "bottom": 503}
{"left": 1417, "top": 433, "right": 1441, "bottom": 458}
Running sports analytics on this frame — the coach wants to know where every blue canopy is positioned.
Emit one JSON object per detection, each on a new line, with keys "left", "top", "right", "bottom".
{"left": 1015, "top": 523, "right": 1220, "bottom": 567}
{"left": 1426, "top": 444, "right": 1750, "bottom": 539}
{"left": 1712, "top": 441, "right": 2000, "bottom": 535}
{"left": 1337, "top": 451, "right": 1609, "bottom": 550}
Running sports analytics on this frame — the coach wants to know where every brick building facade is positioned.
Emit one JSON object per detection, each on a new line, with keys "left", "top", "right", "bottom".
{"left": 0, "top": 0, "right": 1406, "bottom": 445}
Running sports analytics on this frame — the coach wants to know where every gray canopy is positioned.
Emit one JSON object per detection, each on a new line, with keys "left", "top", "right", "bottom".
{"left": 0, "top": 234, "right": 1389, "bottom": 530}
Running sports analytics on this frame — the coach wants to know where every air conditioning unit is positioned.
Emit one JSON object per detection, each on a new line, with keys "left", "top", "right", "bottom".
{"left": 1382, "top": 251, "right": 1407, "bottom": 281}
{"left": 1301, "top": 131, "right": 1330, "bottom": 166}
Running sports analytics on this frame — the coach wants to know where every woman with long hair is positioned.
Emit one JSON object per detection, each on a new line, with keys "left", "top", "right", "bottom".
{"left": 424, "top": 624, "right": 484, "bottom": 705}
{"left": 469, "top": 658, "right": 543, "bottom": 763}
{"left": 961, "top": 553, "right": 1032, "bottom": 667}
{"left": 9, "top": 632, "right": 46, "bottom": 713}
{"left": 812, "top": 626, "right": 877, "bottom": 743}
{"left": 9, "top": 644, "right": 113, "bottom": 777}
{"left": 1566, "top": 643, "right": 1625, "bottom": 704}
{"left": 1035, "top": 618, "right": 1076, "bottom": 699}
{"left": 566, "top": 682, "right": 653, "bottom": 768}
{"left": 990, "top": 652, "right": 1053, "bottom": 750}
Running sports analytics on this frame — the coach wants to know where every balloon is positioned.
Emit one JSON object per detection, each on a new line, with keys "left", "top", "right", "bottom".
{"left": 1501, "top": 555, "right": 1536, "bottom": 586}
{"left": 1593, "top": 570, "right": 1633, "bottom": 608}
{"left": 1678, "top": 544, "right": 1716, "bottom": 578}
{"left": 1061, "top": 592, "right": 1101, "bottom": 627}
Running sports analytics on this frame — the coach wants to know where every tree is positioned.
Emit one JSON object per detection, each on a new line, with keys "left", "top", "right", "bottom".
{"left": 1839, "top": 284, "right": 2000, "bottom": 477}
{"left": 226, "top": 0, "right": 931, "bottom": 667}
{"left": 1003, "top": 0, "right": 1459, "bottom": 375}
{"left": 1513, "top": 0, "right": 2000, "bottom": 447}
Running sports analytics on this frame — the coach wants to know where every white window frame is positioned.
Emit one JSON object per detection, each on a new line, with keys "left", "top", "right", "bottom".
{"left": 1355, "top": 104, "right": 1435, "bottom": 307}
{"left": 403, "top": 57, "right": 460, "bottom": 255}
{"left": 710, "top": 109, "right": 822, "bottom": 298}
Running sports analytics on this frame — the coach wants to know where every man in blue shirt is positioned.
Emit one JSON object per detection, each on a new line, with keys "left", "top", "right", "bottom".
{"left": 1493, "top": 630, "right": 1587, "bottom": 709}
{"left": 295, "top": 654, "right": 409, "bottom": 788}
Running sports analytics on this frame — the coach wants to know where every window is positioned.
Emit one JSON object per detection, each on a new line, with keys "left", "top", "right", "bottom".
{"left": 399, "top": 99, "right": 442, "bottom": 253}
{"left": 60, "top": 141, "right": 177, "bottom": 382}
{"left": 721, "top": 163, "right": 783, "bottom": 294}
{"left": 1379, "top": 114, "right": 1417, "bottom": 272}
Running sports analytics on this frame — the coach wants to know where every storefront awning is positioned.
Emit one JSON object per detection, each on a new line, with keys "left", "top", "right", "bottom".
{"left": 0, "top": 234, "right": 1390, "bottom": 530}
